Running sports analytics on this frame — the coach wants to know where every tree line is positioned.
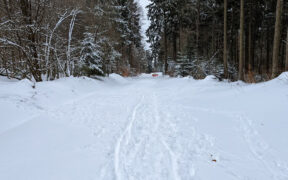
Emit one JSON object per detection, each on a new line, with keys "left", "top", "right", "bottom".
{"left": 0, "top": 0, "right": 148, "bottom": 81}
{"left": 147, "top": 0, "right": 288, "bottom": 82}
{"left": 1, "top": 0, "right": 288, "bottom": 82}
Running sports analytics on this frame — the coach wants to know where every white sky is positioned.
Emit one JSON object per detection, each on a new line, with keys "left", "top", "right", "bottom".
{"left": 136, "top": 0, "right": 151, "bottom": 50}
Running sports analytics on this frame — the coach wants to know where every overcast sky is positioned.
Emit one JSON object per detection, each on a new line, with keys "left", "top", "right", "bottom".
{"left": 136, "top": 0, "right": 151, "bottom": 50}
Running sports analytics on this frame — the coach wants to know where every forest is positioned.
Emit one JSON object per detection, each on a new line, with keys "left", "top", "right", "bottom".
{"left": 0, "top": 0, "right": 148, "bottom": 81}
{"left": 147, "top": 0, "right": 288, "bottom": 81}
{"left": 0, "top": 0, "right": 288, "bottom": 82}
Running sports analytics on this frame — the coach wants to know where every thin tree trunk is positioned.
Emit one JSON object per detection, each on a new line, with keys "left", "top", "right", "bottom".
{"left": 230, "top": 7, "right": 236, "bottom": 65}
{"left": 173, "top": 33, "right": 177, "bottom": 61}
{"left": 196, "top": 0, "right": 200, "bottom": 59}
{"left": 259, "top": 35, "right": 263, "bottom": 74}
{"left": 67, "top": 9, "right": 79, "bottom": 77}
{"left": 45, "top": 11, "right": 69, "bottom": 80}
{"left": 285, "top": 29, "right": 288, "bottom": 71}
{"left": 223, "top": 0, "right": 228, "bottom": 78}
{"left": 20, "top": 0, "right": 42, "bottom": 82}
{"left": 266, "top": 30, "right": 270, "bottom": 74}
{"left": 248, "top": 8, "right": 252, "bottom": 73}
{"left": 164, "top": 30, "right": 168, "bottom": 74}
{"left": 178, "top": 28, "right": 181, "bottom": 53}
{"left": 239, "top": 0, "right": 244, "bottom": 81}
{"left": 272, "top": 0, "right": 283, "bottom": 78}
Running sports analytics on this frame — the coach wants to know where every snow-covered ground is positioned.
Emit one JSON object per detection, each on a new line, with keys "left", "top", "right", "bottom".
{"left": 0, "top": 73, "right": 288, "bottom": 180}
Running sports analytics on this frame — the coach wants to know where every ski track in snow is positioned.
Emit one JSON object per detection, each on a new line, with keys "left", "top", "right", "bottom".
{"left": 114, "top": 95, "right": 145, "bottom": 180}
{"left": 237, "top": 115, "right": 288, "bottom": 180}
{"left": 112, "top": 88, "right": 217, "bottom": 180}
{"left": 173, "top": 104, "right": 288, "bottom": 179}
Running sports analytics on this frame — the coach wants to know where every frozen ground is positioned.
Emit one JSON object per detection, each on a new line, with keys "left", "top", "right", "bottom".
{"left": 0, "top": 73, "right": 288, "bottom": 180}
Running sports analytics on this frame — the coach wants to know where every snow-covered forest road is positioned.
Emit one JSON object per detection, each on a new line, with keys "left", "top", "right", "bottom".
{"left": 0, "top": 74, "right": 288, "bottom": 180}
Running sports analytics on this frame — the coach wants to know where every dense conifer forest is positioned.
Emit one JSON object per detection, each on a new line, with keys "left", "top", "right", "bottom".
{"left": 0, "top": 0, "right": 288, "bottom": 82}
{"left": 147, "top": 0, "right": 288, "bottom": 81}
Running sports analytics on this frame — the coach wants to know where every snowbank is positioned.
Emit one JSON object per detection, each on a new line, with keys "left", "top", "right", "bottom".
{"left": 107, "top": 73, "right": 129, "bottom": 84}
{"left": 277, "top": 72, "right": 288, "bottom": 80}
{"left": 0, "top": 76, "right": 104, "bottom": 134}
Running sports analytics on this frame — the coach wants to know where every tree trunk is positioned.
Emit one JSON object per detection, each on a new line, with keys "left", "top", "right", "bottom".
{"left": 248, "top": 8, "right": 252, "bottom": 73}
{"left": 223, "top": 0, "right": 228, "bottom": 78}
{"left": 178, "top": 28, "right": 181, "bottom": 53}
{"left": 20, "top": 0, "right": 42, "bottom": 82}
{"left": 196, "top": 0, "right": 200, "bottom": 59}
{"left": 272, "top": 0, "right": 283, "bottom": 78}
{"left": 285, "top": 29, "right": 288, "bottom": 71}
{"left": 266, "top": 30, "right": 270, "bottom": 74}
{"left": 67, "top": 9, "right": 79, "bottom": 77}
{"left": 258, "top": 34, "right": 263, "bottom": 74}
{"left": 164, "top": 28, "right": 168, "bottom": 74}
{"left": 173, "top": 33, "right": 177, "bottom": 61}
{"left": 239, "top": 0, "right": 244, "bottom": 81}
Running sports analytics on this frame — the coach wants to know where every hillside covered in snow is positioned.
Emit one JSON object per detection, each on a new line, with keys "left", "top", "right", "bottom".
{"left": 0, "top": 73, "right": 288, "bottom": 180}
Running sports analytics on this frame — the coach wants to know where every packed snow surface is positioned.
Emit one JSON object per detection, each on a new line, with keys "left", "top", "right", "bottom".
{"left": 0, "top": 73, "right": 288, "bottom": 180}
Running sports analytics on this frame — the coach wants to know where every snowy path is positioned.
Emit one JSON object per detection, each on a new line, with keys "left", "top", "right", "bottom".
{"left": 0, "top": 74, "right": 288, "bottom": 180}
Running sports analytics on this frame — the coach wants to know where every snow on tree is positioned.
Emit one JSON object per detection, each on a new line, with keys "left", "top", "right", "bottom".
{"left": 79, "top": 32, "right": 104, "bottom": 76}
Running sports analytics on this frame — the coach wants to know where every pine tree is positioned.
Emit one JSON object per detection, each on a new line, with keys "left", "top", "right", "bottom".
{"left": 80, "top": 32, "right": 104, "bottom": 76}
{"left": 146, "top": 0, "right": 179, "bottom": 74}
{"left": 146, "top": 0, "right": 164, "bottom": 70}
{"left": 112, "top": 0, "right": 144, "bottom": 74}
